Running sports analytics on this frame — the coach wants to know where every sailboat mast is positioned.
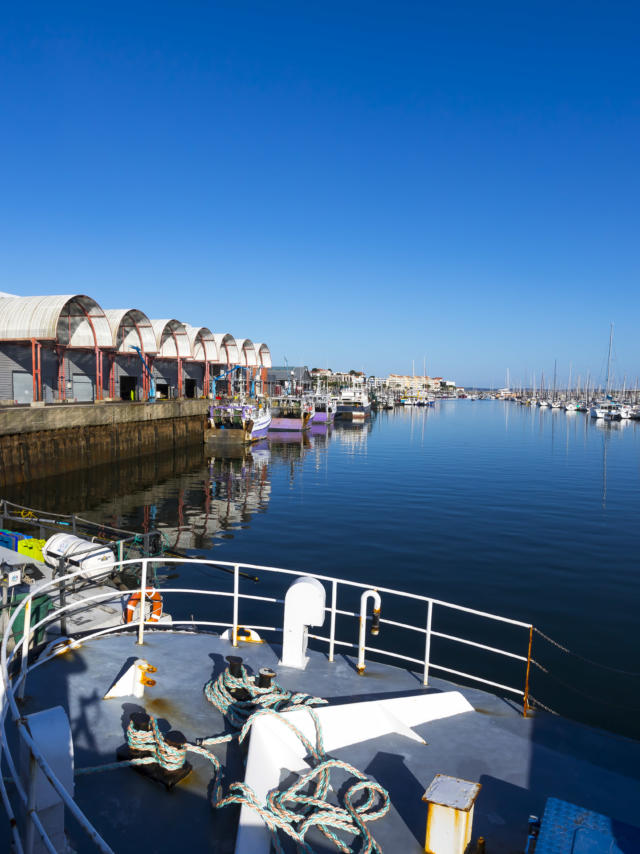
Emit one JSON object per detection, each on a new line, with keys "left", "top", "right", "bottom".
{"left": 605, "top": 322, "right": 613, "bottom": 395}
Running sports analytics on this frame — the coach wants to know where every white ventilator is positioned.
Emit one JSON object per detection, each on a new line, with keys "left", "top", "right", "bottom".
{"left": 280, "top": 576, "right": 326, "bottom": 669}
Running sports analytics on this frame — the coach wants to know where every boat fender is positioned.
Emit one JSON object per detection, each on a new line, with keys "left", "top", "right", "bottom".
{"left": 125, "top": 588, "right": 163, "bottom": 623}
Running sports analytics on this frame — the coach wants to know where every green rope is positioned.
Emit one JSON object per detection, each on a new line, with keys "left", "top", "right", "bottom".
{"left": 78, "top": 664, "right": 391, "bottom": 852}
{"left": 204, "top": 664, "right": 390, "bottom": 852}
{"left": 218, "top": 706, "right": 390, "bottom": 854}
{"left": 203, "top": 662, "right": 327, "bottom": 731}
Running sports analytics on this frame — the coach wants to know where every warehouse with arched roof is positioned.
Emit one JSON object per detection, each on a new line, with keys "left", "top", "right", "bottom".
{"left": 103, "top": 309, "right": 158, "bottom": 400}
{"left": 183, "top": 325, "right": 218, "bottom": 398}
{"left": 0, "top": 294, "right": 112, "bottom": 402}
{"left": 0, "top": 292, "right": 271, "bottom": 403}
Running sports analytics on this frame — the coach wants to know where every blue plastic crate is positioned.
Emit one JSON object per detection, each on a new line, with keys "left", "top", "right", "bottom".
{"left": 0, "top": 529, "right": 32, "bottom": 551}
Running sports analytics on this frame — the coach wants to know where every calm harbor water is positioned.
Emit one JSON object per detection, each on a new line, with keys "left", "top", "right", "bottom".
{"left": 9, "top": 402, "right": 640, "bottom": 738}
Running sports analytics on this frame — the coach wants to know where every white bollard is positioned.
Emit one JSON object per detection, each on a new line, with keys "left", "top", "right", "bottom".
{"left": 103, "top": 658, "right": 157, "bottom": 699}
{"left": 20, "top": 707, "right": 74, "bottom": 854}
{"left": 422, "top": 774, "right": 482, "bottom": 854}
{"left": 280, "top": 577, "right": 326, "bottom": 669}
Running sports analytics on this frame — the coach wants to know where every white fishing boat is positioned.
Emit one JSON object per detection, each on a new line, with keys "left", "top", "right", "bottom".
{"left": 564, "top": 401, "right": 579, "bottom": 411}
{"left": 335, "top": 387, "right": 371, "bottom": 421}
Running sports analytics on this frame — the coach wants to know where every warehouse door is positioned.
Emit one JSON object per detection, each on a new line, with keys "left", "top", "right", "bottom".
{"left": 12, "top": 372, "right": 33, "bottom": 403}
{"left": 120, "top": 376, "right": 137, "bottom": 400}
{"left": 72, "top": 374, "right": 93, "bottom": 402}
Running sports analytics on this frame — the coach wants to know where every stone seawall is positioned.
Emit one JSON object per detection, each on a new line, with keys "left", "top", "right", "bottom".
{"left": 0, "top": 400, "right": 208, "bottom": 486}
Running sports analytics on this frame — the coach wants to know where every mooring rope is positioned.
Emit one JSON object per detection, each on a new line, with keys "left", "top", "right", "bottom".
{"left": 203, "top": 661, "right": 327, "bottom": 731}
{"left": 78, "top": 662, "right": 390, "bottom": 852}
{"left": 217, "top": 706, "right": 390, "bottom": 854}
{"left": 76, "top": 715, "right": 225, "bottom": 801}
{"left": 204, "top": 664, "right": 390, "bottom": 851}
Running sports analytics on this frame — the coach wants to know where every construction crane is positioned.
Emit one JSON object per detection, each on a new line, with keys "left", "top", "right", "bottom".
{"left": 129, "top": 346, "right": 156, "bottom": 402}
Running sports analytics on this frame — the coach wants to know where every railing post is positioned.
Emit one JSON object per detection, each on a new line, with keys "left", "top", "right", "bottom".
{"left": 17, "top": 596, "right": 32, "bottom": 701}
{"left": 71, "top": 515, "right": 77, "bottom": 536}
{"left": 57, "top": 557, "right": 68, "bottom": 637}
{"left": 328, "top": 580, "right": 337, "bottom": 663}
{"left": 523, "top": 625, "right": 533, "bottom": 717}
{"left": 25, "top": 749, "right": 38, "bottom": 854}
{"left": 423, "top": 599, "right": 433, "bottom": 686}
{"left": 118, "top": 540, "right": 123, "bottom": 566}
{"left": 137, "top": 560, "right": 148, "bottom": 646}
{"left": 232, "top": 565, "right": 239, "bottom": 647}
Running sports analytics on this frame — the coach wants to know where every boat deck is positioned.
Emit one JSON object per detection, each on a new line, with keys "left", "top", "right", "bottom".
{"left": 10, "top": 631, "right": 640, "bottom": 853}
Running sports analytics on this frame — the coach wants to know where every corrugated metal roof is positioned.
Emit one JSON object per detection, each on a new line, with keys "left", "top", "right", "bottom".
{"left": 254, "top": 342, "right": 272, "bottom": 369}
{"left": 212, "top": 333, "right": 240, "bottom": 364}
{"left": 103, "top": 309, "right": 158, "bottom": 354}
{"left": 0, "top": 294, "right": 112, "bottom": 347}
{"left": 184, "top": 325, "right": 218, "bottom": 362}
{"left": 150, "top": 319, "right": 191, "bottom": 359}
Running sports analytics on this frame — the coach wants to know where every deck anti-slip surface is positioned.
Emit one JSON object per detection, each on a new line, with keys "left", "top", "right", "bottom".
{"left": 17, "top": 632, "right": 640, "bottom": 853}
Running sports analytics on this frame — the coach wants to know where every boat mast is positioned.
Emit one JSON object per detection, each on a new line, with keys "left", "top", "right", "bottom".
{"left": 605, "top": 322, "right": 613, "bottom": 396}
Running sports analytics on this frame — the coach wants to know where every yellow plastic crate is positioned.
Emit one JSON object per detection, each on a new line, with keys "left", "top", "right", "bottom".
{"left": 17, "top": 538, "right": 46, "bottom": 563}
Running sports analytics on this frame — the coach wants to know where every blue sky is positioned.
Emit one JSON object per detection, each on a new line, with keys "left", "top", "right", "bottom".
{"left": 1, "top": 1, "right": 638, "bottom": 387}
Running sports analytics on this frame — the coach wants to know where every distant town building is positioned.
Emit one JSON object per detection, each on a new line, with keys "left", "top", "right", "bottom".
{"left": 386, "top": 374, "right": 457, "bottom": 393}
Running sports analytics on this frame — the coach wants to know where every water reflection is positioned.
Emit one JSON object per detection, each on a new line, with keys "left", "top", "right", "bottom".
{"left": 4, "top": 402, "right": 640, "bottom": 737}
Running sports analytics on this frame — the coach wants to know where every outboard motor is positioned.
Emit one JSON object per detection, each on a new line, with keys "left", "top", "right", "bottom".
{"left": 42, "top": 534, "right": 115, "bottom": 583}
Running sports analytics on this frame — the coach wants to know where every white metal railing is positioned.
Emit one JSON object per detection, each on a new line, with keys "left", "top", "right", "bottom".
{"left": 0, "top": 556, "right": 533, "bottom": 854}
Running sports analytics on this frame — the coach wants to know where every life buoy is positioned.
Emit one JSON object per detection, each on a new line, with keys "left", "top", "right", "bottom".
{"left": 125, "top": 588, "right": 163, "bottom": 624}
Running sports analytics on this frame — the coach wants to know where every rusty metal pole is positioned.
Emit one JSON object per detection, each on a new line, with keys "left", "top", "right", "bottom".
{"left": 523, "top": 625, "right": 533, "bottom": 717}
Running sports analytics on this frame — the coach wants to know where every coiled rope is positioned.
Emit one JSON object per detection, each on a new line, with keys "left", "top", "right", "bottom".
{"left": 203, "top": 660, "right": 327, "bottom": 730}
{"left": 204, "top": 662, "right": 389, "bottom": 852}
{"left": 79, "top": 662, "right": 391, "bottom": 852}
{"left": 76, "top": 715, "right": 225, "bottom": 802}
{"left": 217, "top": 706, "right": 390, "bottom": 854}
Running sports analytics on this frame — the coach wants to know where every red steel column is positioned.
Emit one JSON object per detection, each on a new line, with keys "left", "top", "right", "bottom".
{"left": 109, "top": 355, "right": 116, "bottom": 399}
{"left": 37, "top": 342, "right": 42, "bottom": 401}
{"left": 56, "top": 346, "right": 66, "bottom": 401}
{"left": 31, "top": 339, "right": 37, "bottom": 401}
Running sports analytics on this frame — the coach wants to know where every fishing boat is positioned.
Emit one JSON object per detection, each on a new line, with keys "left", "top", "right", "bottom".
{"left": 1, "top": 525, "right": 639, "bottom": 854}
{"left": 269, "top": 396, "right": 315, "bottom": 431}
{"left": 205, "top": 401, "right": 272, "bottom": 444}
{"left": 311, "top": 393, "right": 336, "bottom": 423}
{"left": 335, "top": 387, "right": 371, "bottom": 421}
